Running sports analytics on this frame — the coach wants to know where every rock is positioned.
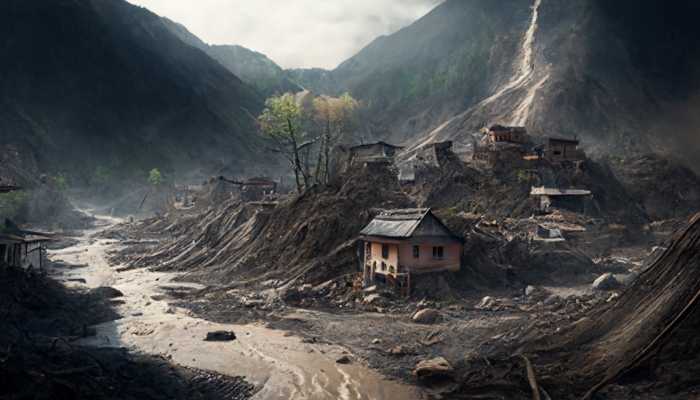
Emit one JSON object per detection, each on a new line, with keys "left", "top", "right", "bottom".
{"left": 525, "top": 285, "right": 537, "bottom": 296}
{"left": 616, "top": 271, "right": 639, "bottom": 286}
{"left": 372, "top": 338, "right": 382, "bottom": 344}
{"left": 592, "top": 273, "right": 621, "bottom": 291}
{"left": 544, "top": 294, "right": 562, "bottom": 306}
{"left": 363, "top": 293, "right": 383, "bottom": 305}
{"left": 204, "top": 330, "right": 236, "bottom": 342}
{"left": 336, "top": 355, "right": 352, "bottom": 364}
{"left": 363, "top": 285, "right": 378, "bottom": 293}
{"left": 92, "top": 286, "right": 124, "bottom": 299}
{"left": 388, "top": 345, "right": 416, "bottom": 356}
{"left": 412, "top": 308, "right": 442, "bottom": 324}
{"left": 607, "top": 292, "right": 621, "bottom": 303}
{"left": 413, "top": 357, "right": 454, "bottom": 379}
{"left": 476, "top": 296, "right": 497, "bottom": 310}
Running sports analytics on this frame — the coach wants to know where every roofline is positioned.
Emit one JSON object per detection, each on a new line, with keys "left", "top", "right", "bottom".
{"left": 547, "top": 137, "right": 579, "bottom": 144}
{"left": 350, "top": 141, "right": 404, "bottom": 150}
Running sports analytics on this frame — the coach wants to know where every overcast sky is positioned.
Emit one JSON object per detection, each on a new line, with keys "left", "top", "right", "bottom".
{"left": 127, "top": 0, "right": 443, "bottom": 69}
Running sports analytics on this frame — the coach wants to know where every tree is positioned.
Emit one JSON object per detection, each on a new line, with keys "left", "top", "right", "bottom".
{"left": 258, "top": 93, "right": 310, "bottom": 193}
{"left": 148, "top": 168, "right": 163, "bottom": 186}
{"left": 311, "top": 93, "right": 359, "bottom": 184}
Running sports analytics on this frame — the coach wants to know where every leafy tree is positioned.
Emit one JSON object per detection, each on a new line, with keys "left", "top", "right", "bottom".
{"left": 258, "top": 93, "right": 309, "bottom": 193}
{"left": 148, "top": 168, "right": 163, "bottom": 186}
{"left": 311, "top": 93, "right": 359, "bottom": 184}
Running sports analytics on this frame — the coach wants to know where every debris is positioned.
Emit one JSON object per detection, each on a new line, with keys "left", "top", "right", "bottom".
{"left": 412, "top": 308, "right": 442, "bottom": 324}
{"left": 204, "top": 331, "right": 237, "bottom": 342}
{"left": 591, "top": 273, "right": 621, "bottom": 291}
{"left": 336, "top": 355, "right": 352, "bottom": 364}
{"left": 413, "top": 357, "right": 454, "bottom": 380}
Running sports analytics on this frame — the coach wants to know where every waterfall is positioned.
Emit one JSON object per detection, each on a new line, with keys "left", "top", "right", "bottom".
{"left": 478, "top": 0, "right": 547, "bottom": 125}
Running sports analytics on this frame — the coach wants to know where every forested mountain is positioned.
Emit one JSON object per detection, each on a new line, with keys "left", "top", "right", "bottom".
{"left": 162, "top": 19, "right": 301, "bottom": 97}
{"left": 0, "top": 0, "right": 266, "bottom": 183}
{"left": 295, "top": 0, "right": 700, "bottom": 168}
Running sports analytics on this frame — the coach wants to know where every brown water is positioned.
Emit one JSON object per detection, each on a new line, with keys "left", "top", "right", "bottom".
{"left": 48, "top": 214, "right": 424, "bottom": 400}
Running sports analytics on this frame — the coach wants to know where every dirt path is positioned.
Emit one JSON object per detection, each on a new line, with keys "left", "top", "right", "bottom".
{"left": 47, "top": 214, "right": 424, "bottom": 400}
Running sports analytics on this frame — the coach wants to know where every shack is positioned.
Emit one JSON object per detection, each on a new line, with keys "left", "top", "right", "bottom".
{"left": 530, "top": 186, "right": 593, "bottom": 214}
{"left": 359, "top": 209, "right": 463, "bottom": 295}
{"left": 546, "top": 137, "right": 585, "bottom": 163}
{"left": 0, "top": 220, "right": 52, "bottom": 270}
{"left": 349, "top": 142, "right": 403, "bottom": 165}
{"left": 486, "top": 125, "right": 529, "bottom": 144}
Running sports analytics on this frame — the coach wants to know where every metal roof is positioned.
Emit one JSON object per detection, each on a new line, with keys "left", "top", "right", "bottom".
{"left": 350, "top": 141, "right": 404, "bottom": 151}
{"left": 530, "top": 187, "right": 592, "bottom": 196}
{"left": 360, "top": 209, "right": 430, "bottom": 238}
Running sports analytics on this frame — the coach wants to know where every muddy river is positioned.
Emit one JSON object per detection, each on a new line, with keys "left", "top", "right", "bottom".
{"left": 47, "top": 214, "right": 424, "bottom": 400}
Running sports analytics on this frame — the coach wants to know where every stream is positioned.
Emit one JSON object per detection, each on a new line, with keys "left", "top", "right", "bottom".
{"left": 47, "top": 214, "right": 424, "bottom": 400}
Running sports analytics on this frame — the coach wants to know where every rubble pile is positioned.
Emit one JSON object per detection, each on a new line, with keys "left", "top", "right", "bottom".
{"left": 118, "top": 164, "right": 413, "bottom": 288}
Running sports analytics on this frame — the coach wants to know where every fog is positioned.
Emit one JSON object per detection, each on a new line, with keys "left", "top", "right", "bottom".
{"left": 127, "top": 0, "right": 443, "bottom": 69}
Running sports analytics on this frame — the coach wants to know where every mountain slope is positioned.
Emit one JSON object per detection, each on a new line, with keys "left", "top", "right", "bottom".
{"left": 310, "top": 0, "right": 700, "bottom": 169}
{"left": 0, "top": 0, "right": 266, "bottom": 183}
{"left": 163, "top": 19, "right": 301, "bottom": 97}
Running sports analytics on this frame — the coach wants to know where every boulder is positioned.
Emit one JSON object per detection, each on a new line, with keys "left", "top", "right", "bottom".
{"left": 93, "top": 286, "right": 124, "bottom": 299}
{"left": 476, "top": 296, "right": 497, "bottom": 310}
{"left": 204, "top": 330, "right": 236, "bottom": 342}
{"left": 336, "top": 355, "right": 352, "bottom": 364}
{"left": 592, "top": 273, "right": 621, "bottom": 291}
{"left": 413, "top": 357, "right": 454, "bottom": 379}
{"left": 525, "top": 285, "right": 537, "bottom": 296}
{"left": 412, "top": 308, "right": 442, "bottom": 324}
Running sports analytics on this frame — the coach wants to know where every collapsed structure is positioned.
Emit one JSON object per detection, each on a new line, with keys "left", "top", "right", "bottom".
{"left": 0, "top": 220, "right": 51, "bottom": 270}
{"left": 359, "top": 209, "right": 463, "bottom": 295}
{"left": 530, "top": 186, "right": 593, "bottom": 214}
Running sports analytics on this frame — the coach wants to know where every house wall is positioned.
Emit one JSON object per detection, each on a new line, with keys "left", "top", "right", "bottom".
{"left": 367, "top": 241, "right": 400, "bottom": 276}
{"left": 398, "top": 242, "right": 461, "bottom": 274}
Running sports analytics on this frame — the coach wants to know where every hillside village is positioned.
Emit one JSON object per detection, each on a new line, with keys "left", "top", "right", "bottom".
{"left": 2, "top": 0, "right": 700, "bottom": 399}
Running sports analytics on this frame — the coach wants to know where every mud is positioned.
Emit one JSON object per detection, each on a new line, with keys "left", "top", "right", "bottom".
{"left": 47, "top": 213, "right": 424, "bottom": 400}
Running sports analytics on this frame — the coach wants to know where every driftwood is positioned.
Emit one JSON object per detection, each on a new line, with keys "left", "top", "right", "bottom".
{"left": 521, "top": 355, "right": 541, "bottom": 400}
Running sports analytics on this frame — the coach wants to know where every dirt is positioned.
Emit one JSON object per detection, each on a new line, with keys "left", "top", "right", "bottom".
{"left": 47, "top": 213, "right": 425, "bottom": 400}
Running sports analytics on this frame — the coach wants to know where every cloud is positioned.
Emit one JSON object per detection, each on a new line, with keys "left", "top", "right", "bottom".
{"left": 127, "top": 0, "right": 443, "bottom": 69}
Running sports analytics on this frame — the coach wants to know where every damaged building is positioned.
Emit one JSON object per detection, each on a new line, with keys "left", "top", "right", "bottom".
{"left": 530, "top": 186, "right": 593, "bottom": 214}
{"left": 472, "top": 125, "right": 531, "bottom": 168}
{"left": 359, "top": 209, "right": 463, "bottom": 295}
{"left": 0, "top": 220, "right": 52, "bottom": 270}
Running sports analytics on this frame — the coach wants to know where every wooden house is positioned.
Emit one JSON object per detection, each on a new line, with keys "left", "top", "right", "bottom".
{"left": 0, "top": 220, "right": 52, "bottom": 270}
{"left": 359, "top": 209, "right": 463, "bottom": 294}
{"left": 546, "top": 137, "right": 584, "bottom": 163}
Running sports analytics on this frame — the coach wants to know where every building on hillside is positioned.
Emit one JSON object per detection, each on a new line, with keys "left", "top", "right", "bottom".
{"left": 486, "top": 125, "right": 529, "bottom": 144}
{"left": 0, "top": 176, "right": 20, "bottom": 193}
{"left": 530, "top": 186, "right": 593, "bottom": 214}
{"left": 349, "top": 142, "right": 403, "bottom": 165}
{"left": 545, "top": 137, "right": 585, "bottom": 163}
{"left": 472, "top": 125, "right": 532, "bottom": 168}
{"left": 359, "top": 209, "right": 463, "bottom": 296}
{"left": 0, "top": 220, "right": 52, "bottom": 270}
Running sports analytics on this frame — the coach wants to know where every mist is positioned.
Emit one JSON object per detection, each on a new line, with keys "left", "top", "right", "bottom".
{"left": 127, "top": 0, "right": 444, "bottom": 69}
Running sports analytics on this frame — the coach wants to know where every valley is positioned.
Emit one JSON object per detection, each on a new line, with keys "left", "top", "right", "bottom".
{"left": 1, "top": 0, "right": 700, "bottom": 399}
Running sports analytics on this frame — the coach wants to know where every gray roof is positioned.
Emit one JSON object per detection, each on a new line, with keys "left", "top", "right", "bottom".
{"left": 531, "top": 187, "right": 592, "bottom": 196}
{"left": 360, "top": 209, "right": 461, "bottom": 242}
{"left": 360, "top": 209, "right": 430, "bottom": 238}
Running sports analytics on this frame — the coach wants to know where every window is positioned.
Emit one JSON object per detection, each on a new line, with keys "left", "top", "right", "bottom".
{"left": 381, "top": 244, "right": 389, "bottom": 259}
{"left": 553, "top": 150, "right": 562, "bottom": 156}
{"left": 432, "top": 246, "right": 445, "bottom": 259}
{"left": 413, "top": 245, "right": 420, "bottom": 258}
{"left": 381, "top": 262, "right": 387, "bottom": 271}
{"left": 366, "top": 243, "right": 372, "bottom": 256}
{"left": 389, "top": 265, "right": 395, "bottom": 274}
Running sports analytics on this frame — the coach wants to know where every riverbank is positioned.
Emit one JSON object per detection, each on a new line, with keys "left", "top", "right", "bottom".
{"left": 47, "top": 213, "right": 423, "bottom": 400}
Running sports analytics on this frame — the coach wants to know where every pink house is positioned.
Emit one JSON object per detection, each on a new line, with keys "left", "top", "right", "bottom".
{"left": 359, "top": 209, "right": 463, "bottom": 294}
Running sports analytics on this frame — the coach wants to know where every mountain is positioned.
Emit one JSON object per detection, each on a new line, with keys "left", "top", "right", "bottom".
{"left": 162, "top": 19, "right": 301, "bottom": 97}
{"left": 0, "top": 0, "right": 267, "bottom": 184}
{"left": 305, "top": 0, "right": 700, "bottom": 169}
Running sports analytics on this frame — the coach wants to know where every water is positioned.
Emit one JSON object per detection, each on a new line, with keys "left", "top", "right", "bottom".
{"left": 47, "top": 214, "right": 424, "bottom": 400}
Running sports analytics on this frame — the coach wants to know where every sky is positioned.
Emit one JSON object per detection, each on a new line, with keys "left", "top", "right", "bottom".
{"left": 127, "top": 0, "right": 443, "bottom": 69}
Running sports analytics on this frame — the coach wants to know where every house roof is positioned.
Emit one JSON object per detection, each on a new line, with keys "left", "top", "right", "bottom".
{"left": 360, "top": 208, "right": 461, "bottom": 241}
{"left": 350, "top": 141, "right": 404, "bottom": 151}
{"left": 0, "top": 219, "right": 53, "bottom": 243}
{"left": 489, "top": 125, "right": 527, "bottom": 133}
{"left": 530, "top": 187, "right": 592, "bottom": 197}
{"left": 548, "top": 137, "right": 579, "bottom": 145}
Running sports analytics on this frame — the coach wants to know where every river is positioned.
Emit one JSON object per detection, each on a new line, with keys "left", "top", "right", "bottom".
{"left": 47, "top": 214, "right": 424, "bottom": 400}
